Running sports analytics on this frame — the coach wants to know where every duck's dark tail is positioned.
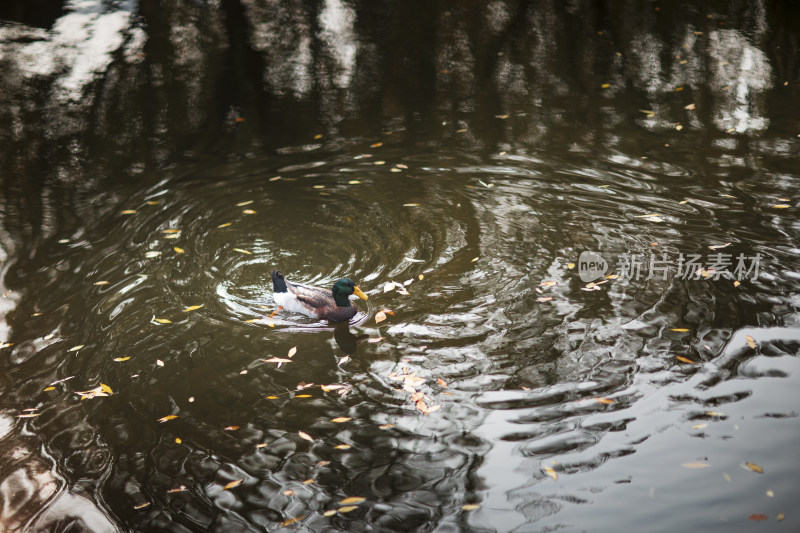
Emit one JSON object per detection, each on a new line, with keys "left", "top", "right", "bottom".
{"left": 271, "top": 270, "right": 288, "bottom": 293}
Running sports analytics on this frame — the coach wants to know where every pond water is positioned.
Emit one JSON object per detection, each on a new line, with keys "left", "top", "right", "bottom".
{"left": 0, "top": 1, "right": 798, "bottom": 532}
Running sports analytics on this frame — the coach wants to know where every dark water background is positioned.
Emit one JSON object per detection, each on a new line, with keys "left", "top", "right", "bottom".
{"left": 1, "top": 1, "right": 799, "bottom": 531}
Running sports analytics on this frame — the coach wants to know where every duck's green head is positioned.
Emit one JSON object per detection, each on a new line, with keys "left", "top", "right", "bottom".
{"left": 332, "top": 278, "right": 368, "bottom": 307}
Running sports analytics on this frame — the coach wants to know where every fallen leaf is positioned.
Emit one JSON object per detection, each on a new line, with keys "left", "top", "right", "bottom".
{"left": 223, "top": 479, "right": 244, "bottom": 490}
{"left": 217, "top": 222, "right": 232, "bottom": 228}
{"left": 283, "top": 489, "right": 295, "bottom": 496}
{"left": 471, "top": 257, "right": 479, "bottom": 262}
{"left": 44, "top": 386, "right": 56, "bottom": 391}
{"left": 153, "top": 318, "right": 172, "bottom": 324}
{"left": 380, "top": 423, "right": 395, "bottom": 429}
{"left": 544, "top": 467, "right": 558, "bottom": 480}
{"left": 671, "top": 328, "right": 690, "bottom": 332}
{"left": 298, "top": 431, "right": 313, "bottom": 441}
{"left": 68, "top": 345, "right": 85, "bottom": 352}
{"left": 224, "top": 425, "right": 239, "bottom": 431}
{"left": 133, "top": 502, "right": 151, "bottom": 510}
{"left": 94, "top": 281, "right": 109, "bottom": 286}
{"left": 733, "top": 280, "right": 741, "bottom": 287}
{"left": 237, "top": 200, "right": 253, "bottom": 206}
{"left": 242, "top": 209, "right": 256, "bottom": 215}
{"left": 280, "top": 517, "right": 304, "bottom": 526}
{"left": 120, "top": 210, "right": 137, "bottom": 215}
{"left": 331, "top": 417, "right": 351, "bottom": 423}
{"left": 375, "top": 311, "right": 387, "bottom": 323}
{"left": 156, "top": 359, "right": 165, "bottom": 367}
{"left": 113, "top": 356, "right": 131, "bottom": 362}
{"left": 183, "top": 304, "right": 204, "bottom": 312}
{"left": 158, "top": 415, "right": 178, "bottom": 423}
{"left": 772, "top": 204, "right": 790, "bottom": 208}
{"left": 436, "top": 377, "right": 448, "bottom": 388}
{"left": 323, "top": 510, "right": 337, "bottom": 517}
{"left": 303, "top": 479, "right": 315, "bottom": 485}
{"left": 692, "top": 423, "right": 708, "bottom": 430}
{"left": 232, "top": 248, "right": 252, "bottom": 255}
{"left": 676, "top": 356, "right": 696, "bottom": 364}
{"left": 748, "top": 514, "right": 768, "bottom": 521}
{"left": 338, "top": 506, "right": 358, "bottom": 513}
{"left": 100, "top": 383, "right": 113, "bottom": 394}
{"left": 288, "top": 346, "right": 297, "bottom": 358}
{"left": 462, "top": 504, "right": 480, "bottom": 511}
{"left": 600, "top": 83, "right": 611, "bottom": 89}
{"left": 173, "top": 247, "right": 185, "bottom": 254}
{"left": 340, "top": 496, "right": 365, "bottom": 505}
{"left": 334, "top": 444, "right": 351, "bottom": 450}
{"left": 337, "top": 356, "right": 351, "bottom": 365}
{"left": 263, "top": 357, "right": 292, "bottom": 364}
{"left": 175, "top": 438, "right": 182, "bottom": 444}
{"left": 594, "top": 397, "right": 615, "bottom": 404}
{"left": 536, "top": 297, "right": 553, "bottom": 302}
{"left": 745, "top": 335, "right": 756, "bottom": 349}
{"left": 744, "top": 462, "right": 764, "bottom": 474}
{"left": 682, "top": 462, "right": 711, "bottom": 468}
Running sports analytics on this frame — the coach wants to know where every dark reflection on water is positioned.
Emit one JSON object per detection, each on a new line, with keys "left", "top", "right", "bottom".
{"left": 1, "top": 1, "right": 799, "bottom": 532}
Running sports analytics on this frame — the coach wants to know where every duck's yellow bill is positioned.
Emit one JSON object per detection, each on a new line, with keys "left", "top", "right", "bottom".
{"left": 353, "top": 286, "right": 368, "bottom": 300}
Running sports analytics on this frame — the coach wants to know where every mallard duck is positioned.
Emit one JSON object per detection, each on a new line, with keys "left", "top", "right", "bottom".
{"left": 271, "top": 270, "right": 368, "bottom": 322}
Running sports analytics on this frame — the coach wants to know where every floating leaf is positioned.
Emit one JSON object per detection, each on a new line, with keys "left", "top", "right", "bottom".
{"left": 17, "top": 413, "right": 40, "bottom": 418}
{"left": 133, "top": 502, "right": 151, "bottom": 510}
{"left": 462, "top": 504, "right": 480, "bottom": 511}
{"left": 772, "top": 204, "right": 790, "bottom": 208}
{"left": 676, "top": 356, "right": 696, "bottom": 364}
{"left": 600, "top": 83, "right": 611, "bottom": 89}
{"left": 145, "top": 251, "right": 161, "bottom": 258}
{"left": 471, "top": 257, "right": 479, "bottom": 262}
{"left": 114, "top": 356, "right": 131, "bottom": 362}
{"left": 708, "top": 242, "right": 731, "bottom": 250}
{"left": 266, "top": 395, "right": 278, "bottom": 400}
{"left": 544, "top": 467, "right": 558, "bottom": 480}
{"left": 232, "top": 248, "right": 252, "bottom": 255}
{"left": 167, "top": 485, "right": 187, "bottom": 493}
{"left": 380, "top": 423, "right": 395, "bottom": 429}
{"left": 184, "top": 304, "right": 204, "bottom": 312}
{"left": 158, "top": 415, "right": 178, "bottom": 423}
{"left": 263, "top": 357, "right": 292, "bottom": 364}
{"left": 280, "top": 517, "right": 304, "bottom": 527}
{"left": 745, "top": 335, "right": 756, "bottom": 349}
{"left": 120, "top": 209, "right": 137, "bottom": 215}
{"left": 340, "top": 496, "right": 366, "bottom": 505}
{"left": 44, "top": 386, "right": 56, "bottom": 391}
{"left": 671, "top": 328, "right": 690, "bottom": 332}
{"left": 437, "top": 377, "right": 448, "bottom": 388}
{"left": 156, "top": 359, "right": 165, "bottom": 367}
{"left": 682, "top": 462, "right": 711, "bottom": 468}
{"left": 217, "top": 222, "right": 232, "bottom": 228}
{"left": 237, "top": 200, "right": 253, "bottom": 206}
{"left": 94, "top": 281, "right": 109, "bottom": 286}
{"left": 175, "top": 437, "right": 182, "bottom": 444}
{"left": 748, "top": 514, "right": 768, "bottom": 521}
{"left": 338, "top": 506, "right": 358, "bottom": 513}
{"left": 404, "top": 256, "right": 424, "bottom": 262}
{"left": 153, "top": 318, "right": 172, "bottom": 324}
{"left": 173, "top": 247, "right": 185, "bottom": 254}
{"left": 334, "top": 444, "right": 351, "bottom": 450}
{"left": 692, "top": 423, "right": 708, "bottom": 430}
{"left": 536, "top": 297, "right": 553, "bottom": 302}
{"left": 733, "top": 280, "right": 741, "bottom": 287}
{"left": 331, "top": 417, "right": 351, "bottom": 423}
{"left": 705, "top": 411, "right": 725, "bottom": 417}
{"left": 224, "top": 426, "right": 240, "bottom": 431}
{"left": 68, "top": 345, "right": 85, "bottom": 352}
{"left": 100, "top": 383, "right": 113, "bottom": 394}
{"left": 223, "top": 479, "right": 244, "bottom": 490}
{"left": 744, "top": 462, "right": 764, "bottom": 474}
{"left": 242, "top": 209, "right": 257, "bottom": 215}
{"left": 288, "top": 346, "right": 297, "bottom": 358}
{"left": 337, "top": 356, "right": 351, "bottom": 365}
{"left": 594, "top": 397, "right": 615, "bottom": 405}
{"left": 298, "top": 431, "right": 313, "bottom": 441}
{"left": 375, "top": 311, "right": 387, "bottom": 324}
{"left": 323, "top": 510, "right": 337, "bottom": 517}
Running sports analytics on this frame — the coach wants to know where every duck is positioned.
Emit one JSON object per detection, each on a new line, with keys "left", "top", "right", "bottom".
{"left": 271, "top": 270, "right": 368, "bottom": 322}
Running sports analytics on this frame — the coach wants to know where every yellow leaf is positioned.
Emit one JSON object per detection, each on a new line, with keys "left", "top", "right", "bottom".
{"left": 133, "top": 502, "right": 151, "bottom": 510}
{"left": 331, "top": 417, "right": 351, "bottom": 423}
{"left": 334, "top": 444, "right": 351, "bottom": 449}
{"left": 94, "top": 281, "right": 109, "bottom": 285}
{"left": 682, "top": 462, "right": 711, "bottom": 468}
{"left": 280, "top": 517, "right": 304, "bottom": 527}
{"left": 379, "top": 423, "right": 395, "bottom": 429}
{"left": 162, "top": 229, "right": 181, "bottom": 234}
{"left": 544, "top": 467, "right": 558, "bottom": 480}
{"left": 370, "top": 142, "right": 383, "bottom": 148}
{"left": 375, "top": 311, "right": 387, "bottom": 324}
{"left": 567, "top": 262, "right": 575, "bottom": 269}
{"left": 158, "top": 415, "right": 178, "bottom": 423}
{"left": 266, "top": 395, "right": 278, "bottom": 400}
{"left": 339, "top": 496, "right": 365, "bottom": 505}
{"left": 692, "top": 423, "right": 708, "bottom": 430}
{"left": 600, "top": 83, "right": 611, "bottom": 89}
{"left": 772, "top": 204, "right": 790, "bottom": 208}
{"left": 338, "top": 506, "right": 358, "bottom": 513}
{"left": 676, "top": 356, "right": 696, "bottom": 364}
{"left": 44, "top": 386, "right": 55, "bottom": 391}
{"left": 183, "top": 304, "right": 204, "bottom": 312}
{"left": 733, "top": 280, "right": 741, "bottom": 287}
{"left": 232, "top": 248, "right": 252, "bottom": 255}
{"left": 68, "top": 345, "right": 85, "bottom": 352}
{"left": 100, "top": 383, "right": 113, "bottom": 394}
{"left": 288, "top": 346, "right": 297, "bottom": 358}
{"left": 323, "top": 510, "right": 337, "bottom": 517}
{"left": 223, "top": 479, "right": 244, "bottom": 490}
{"left": 705, "top": 411, "right": 725, "bottom": 417}
{"left": 120, "top": 209, "right": 137, "bottom": 215}
{"left": 744, "top": 462, "right": 764, "bottom": 474}
{"left": 173, "top": 247, "right": 185, "bottom": 254}
{"left": 671, "top": 328, "right": 690, "bottom": 332}
{"left": 237, "top": 200, "right": 253, "bottom": 206}
{"left": 462, "top": 504, "right": 480, "bottom": 511}
{"left": 436, "top": 377, "right": 448, "bottom": 388}
{"left": 242, "top": 209, "right": 257, "bottom": 215}
{"left": 298, "top": 431, "right": 313, "bottom": 441}
{"left": 154, "top": 318, "right": 172, "bottom": 324}
{"left": 175, "top": 437, "right": 182, "bottom": 444}
{"left": 302, "top": 479, "right": 315, "bottom": 485}
{"left": 217, "top": 222, "right": 232, "bottom": 228}
{"left": 224, "top": 425, "right": 239, "bottom": 431}
{"left": 594, "top": 397, "right": 615, "bottom": 404}
{"left": 114, "top": 356, "right": 131, "bottom": 362}
{"left": 745, "top": 335, "right": 756, "bottom": 349}
{"left": 471, "top": 257, "right": 479, "bottom": 262}
{"left": 295, "top": 394, "right": 311, "bottom": 398}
